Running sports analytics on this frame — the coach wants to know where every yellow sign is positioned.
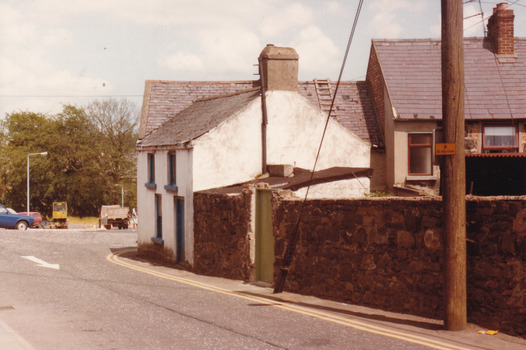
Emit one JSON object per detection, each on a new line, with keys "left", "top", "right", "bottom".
{"left": 435, "top": 143, "right": 456, "bottom": 155}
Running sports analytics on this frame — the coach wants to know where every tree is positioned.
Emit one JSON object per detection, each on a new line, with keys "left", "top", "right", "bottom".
{"left": 0, "top": 99, "right": 139, "bottom": 218}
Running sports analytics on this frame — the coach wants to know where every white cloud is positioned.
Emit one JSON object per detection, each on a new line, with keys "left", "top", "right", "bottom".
{"left": 259, "top": 3, "right": 313, "bottom": 37}
{"left": 367, "top": 0, "right": 429, "bottom": 38}
{"left": 292, "top": 26, "right": 340, "bottom": 79}
{"left": 159, "top": 52, "right": 205, "bottom": 72}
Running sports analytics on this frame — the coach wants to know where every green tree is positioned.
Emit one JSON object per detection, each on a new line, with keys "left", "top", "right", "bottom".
{"left": 0, "top": 99, "right": 138, "bottom": 218}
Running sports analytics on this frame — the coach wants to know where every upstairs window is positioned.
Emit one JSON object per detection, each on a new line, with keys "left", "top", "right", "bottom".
{"left": 145, "top": 153, "right": 156, "bottom": 189}
{"left": 168, "top": 152, "right": 176, "bottom": 185}
{"left": 164, "top": 152, "right": 178, "bottom": 192}
{"left": 483, "top": 125, "right": 518, "bottom": 152}
{"left": 408, "top": 133, "right": 433, "bottom": 176}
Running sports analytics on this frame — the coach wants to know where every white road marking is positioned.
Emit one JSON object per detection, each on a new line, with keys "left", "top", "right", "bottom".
{"left": 21, "top": 256, "right": 60, "bottom": 270}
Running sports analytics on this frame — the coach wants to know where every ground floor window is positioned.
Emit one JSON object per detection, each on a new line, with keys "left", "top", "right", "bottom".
{"left": 482, "top": 125, "right": 518, "bottom": 153}
{"left": 155, "top": 194, "right": 162, "bottom": 240}
{"left": 408, "top": 133, "right": 433, "bottom": 175}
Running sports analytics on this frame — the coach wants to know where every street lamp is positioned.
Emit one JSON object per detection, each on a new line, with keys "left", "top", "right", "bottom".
{"left": 115, "top": 184, "right": 124, "bottom": 207}
{"left": 27, "top": 152, "right": 48, "bottom": 213}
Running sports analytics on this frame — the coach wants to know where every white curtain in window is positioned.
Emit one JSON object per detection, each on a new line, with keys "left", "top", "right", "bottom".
{"left": 484, "top": 126, "right": 516, "bottom": 147}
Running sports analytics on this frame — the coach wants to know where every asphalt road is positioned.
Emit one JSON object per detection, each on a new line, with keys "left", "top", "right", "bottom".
{"left": 0, "top": 228, "right": 524, "bottom": 350}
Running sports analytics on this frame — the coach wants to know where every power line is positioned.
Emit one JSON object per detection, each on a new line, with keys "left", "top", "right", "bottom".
{"left": 0, "top": 94, "right": 143, "bottom": 98}
{"left": 273, "top": 0, "right": 365, "bottom": 294}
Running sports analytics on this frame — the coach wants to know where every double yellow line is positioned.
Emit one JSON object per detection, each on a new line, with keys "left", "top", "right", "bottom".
{"left": 107, "top": 249, "right": 471, "bottom": 350}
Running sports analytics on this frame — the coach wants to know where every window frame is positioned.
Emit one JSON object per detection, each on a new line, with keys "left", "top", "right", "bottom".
{"left": 145, "top": 153, "right": 156, "bottom": 189}
{"left": 164, "top": 152, "right": 178, "bottom": 192}
{"left": 407, "top": 133, "right": 433, "bottom": 176}
{"left": 482, "top": 124, "right": 518, "bottom": 153}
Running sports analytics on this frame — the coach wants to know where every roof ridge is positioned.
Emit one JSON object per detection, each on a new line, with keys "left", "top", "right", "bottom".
{"left": 195, "top": 87, "right": 260, "bottom": 102}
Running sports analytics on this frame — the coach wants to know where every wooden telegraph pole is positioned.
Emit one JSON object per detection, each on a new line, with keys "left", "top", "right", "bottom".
{"left": 441, "top": 0, "right": 467, "bottom": 330}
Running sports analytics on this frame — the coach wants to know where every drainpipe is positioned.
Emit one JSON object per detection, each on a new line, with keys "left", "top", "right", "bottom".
{"left": 258, "top": 57, "right": 268, "bottom": 175}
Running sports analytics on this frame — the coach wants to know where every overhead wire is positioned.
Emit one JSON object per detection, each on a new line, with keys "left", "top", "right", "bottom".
{"left": 273, "top": 0, "right": 365, "bottom": 294}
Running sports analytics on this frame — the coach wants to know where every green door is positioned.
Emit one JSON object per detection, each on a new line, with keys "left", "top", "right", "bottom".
{"left": 255, "top": 189, "right": 275, "bottom": 283}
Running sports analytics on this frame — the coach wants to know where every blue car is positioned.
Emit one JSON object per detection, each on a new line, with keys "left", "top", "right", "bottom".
{"left": 0, "top": 204, "right": 35, "bottom": 230}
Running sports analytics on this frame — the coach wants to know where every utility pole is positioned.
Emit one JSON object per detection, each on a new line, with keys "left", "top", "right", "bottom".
{"left": 441, "top": 0, "right": 467, "bottom": 331}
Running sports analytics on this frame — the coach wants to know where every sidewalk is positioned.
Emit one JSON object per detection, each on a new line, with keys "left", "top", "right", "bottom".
{"left": 0, "top": 319, "right": 35, "bottom": 350}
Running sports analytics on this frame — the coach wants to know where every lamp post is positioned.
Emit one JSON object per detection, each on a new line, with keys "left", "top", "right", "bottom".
{"left": 115, "top": 184, "right": 124, "bottom": 207}
{"left": 27, "top": 152, "right": 48, "bottom": 213}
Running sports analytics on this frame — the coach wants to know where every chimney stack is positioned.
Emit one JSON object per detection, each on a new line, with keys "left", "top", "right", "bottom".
{"left": 258, "top": 44, "right": 299, "bottom": 91}
{"left": 487, "top": 2, "right": 515, "bottom": 56}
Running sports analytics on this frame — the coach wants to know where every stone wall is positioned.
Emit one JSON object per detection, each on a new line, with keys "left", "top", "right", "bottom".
{"left": 192, "top": 191, "right": 525, "bottom": 337}
{"left": 273, "top": 196, "right": 526, "bottom": 337}
{"left": 193, "top": 190, "right": 253, "bottom": 280}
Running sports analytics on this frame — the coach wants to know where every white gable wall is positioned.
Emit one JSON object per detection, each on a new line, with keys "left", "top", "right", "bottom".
{"left": 265, "top": 91, "right": 371, "bottom": 170}
{"left": 191, "top": 98, "right": 262, "bottom": 192}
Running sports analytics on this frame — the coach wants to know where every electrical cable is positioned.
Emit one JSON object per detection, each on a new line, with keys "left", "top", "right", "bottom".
{"left": 273, "top": 0, "right": 365, "bottom": 294}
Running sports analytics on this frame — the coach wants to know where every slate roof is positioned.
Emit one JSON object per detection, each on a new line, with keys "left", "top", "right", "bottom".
{"left": 373, "top": 37, "right": 526, "bottom": 120}
{"left": 139, "top": 80, "right": 383, "bottom": 147}
{"left": 139, "top": 89, "right": 260, "bottom": 149}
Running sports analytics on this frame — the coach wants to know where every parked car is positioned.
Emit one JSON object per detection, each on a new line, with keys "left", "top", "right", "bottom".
{"left": 18, "top": 212, "right": 43, "bottom": 228}
{"left": 0, "top": 204, "right": 34, "bottom": 230}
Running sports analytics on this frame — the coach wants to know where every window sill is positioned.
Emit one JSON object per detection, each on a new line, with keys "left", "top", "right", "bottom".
{"left": 151, "top": 237, "right": 164, "bottom": 245}
{"left": 406, "top": 175, "right": 438, "bottom": 181}
{"left": 164, "top": 184, "right": 178, "bottom": 192}
{"left": 145, "top": 182, "right": 157, "bottom": 189}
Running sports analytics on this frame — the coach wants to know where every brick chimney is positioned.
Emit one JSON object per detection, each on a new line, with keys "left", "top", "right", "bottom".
{"left": 487, "top": 2, "right": 515, "bottom": 56}
{"left": 258, "top": 44, "right": 299, "bottom": 91}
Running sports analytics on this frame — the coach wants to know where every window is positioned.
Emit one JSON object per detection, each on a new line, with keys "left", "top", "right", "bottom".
{"left": 483, "top": 125, "right": 518, "bottom": 152}
{"left": 408, "top": 133, "right": 433, "bottom": 176}
{"left": 165, "top": 152, "right": 178, "bottom": 192}
{"left": 145, "top": 153, "right": 156, "bottom": 188}
{"left": 151, "top": 194, "right": 163, "bottom": 244}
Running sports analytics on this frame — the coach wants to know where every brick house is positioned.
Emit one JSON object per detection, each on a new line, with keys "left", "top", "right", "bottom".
{"left": 365, "top": 2, "right": 526, "bottom": 195}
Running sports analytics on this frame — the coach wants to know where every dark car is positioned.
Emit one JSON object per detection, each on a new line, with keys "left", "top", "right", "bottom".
{"left": 18, "top": 211, "right": 43, "bottom": 228}
{"left": 0, "top": 204, "right": 35, "bottom": 230}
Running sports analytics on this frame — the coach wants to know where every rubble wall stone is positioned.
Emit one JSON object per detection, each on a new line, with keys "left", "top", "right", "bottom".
{"left": 273, "top": 196, "right": 526, "bottom": 337}
{"left": 193, "top": 190, "right": 252, "bottom": 280}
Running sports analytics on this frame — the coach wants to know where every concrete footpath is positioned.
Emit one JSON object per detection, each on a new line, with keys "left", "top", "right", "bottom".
{"left": 0, "top": 319, "right": 35, "bottom": 350}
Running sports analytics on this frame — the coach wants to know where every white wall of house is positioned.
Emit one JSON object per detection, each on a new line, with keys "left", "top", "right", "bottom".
{"left": 137, "top": 148, "right": 196, "bottom": 265}
{"left": 294, "top": 177, "right": 371, "bottom": 199}
{"left": 265, "top": 91, "right": 371, "bottom": 170}
{"left": 191, "top": 98, "right": 262, "bottom": 192}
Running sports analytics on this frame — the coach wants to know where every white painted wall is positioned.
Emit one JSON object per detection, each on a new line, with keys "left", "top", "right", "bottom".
{"left": 191, "top": 98, "right": 262, "bottom": 191}
{"left": 265, "top": 91, "right": 370, "bottom": 170}
{"left": 294, "top": 177, "right": 371, "bottom": 199}
{"left": 137, "top": 148, "right": 196, "bottom": 265}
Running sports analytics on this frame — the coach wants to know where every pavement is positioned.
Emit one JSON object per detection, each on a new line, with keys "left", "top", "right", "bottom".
{"left": 2, "top": 247, "right": 526, "bottom": 350}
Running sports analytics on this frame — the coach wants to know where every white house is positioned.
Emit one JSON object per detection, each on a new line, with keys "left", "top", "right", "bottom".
{"left": 136, "top": 45, "right": 372, "bottom": 267}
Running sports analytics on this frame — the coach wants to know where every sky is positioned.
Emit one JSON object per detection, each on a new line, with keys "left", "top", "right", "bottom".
{"left": 1, "top": 0, "right": 525, "bottom": 120}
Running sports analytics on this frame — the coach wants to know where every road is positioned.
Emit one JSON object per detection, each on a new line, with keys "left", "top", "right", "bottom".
{"left": 0, "top": 228, "right": 524, "bottom": 350}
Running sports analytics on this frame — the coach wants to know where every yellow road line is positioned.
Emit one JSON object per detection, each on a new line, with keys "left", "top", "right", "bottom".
{"left": 107, "top": 249, "right": 471, "bottom": 350}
